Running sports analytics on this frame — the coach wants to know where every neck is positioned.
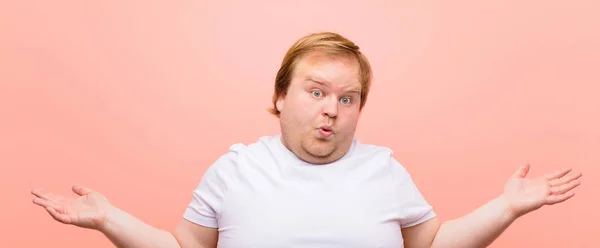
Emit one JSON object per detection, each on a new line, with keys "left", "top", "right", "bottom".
{"left": 279, "top": 134, "right": 351, "bottom": 165}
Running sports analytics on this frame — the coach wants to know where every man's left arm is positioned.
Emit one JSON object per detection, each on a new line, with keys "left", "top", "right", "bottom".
{"left": 402, "top": 164, "right": 582, "bottom": 248}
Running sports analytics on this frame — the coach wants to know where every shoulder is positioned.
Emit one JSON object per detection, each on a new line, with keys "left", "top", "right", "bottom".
{"left": 205, "top": 135, "right": 280, "bottom": 172}
{"left": 353, "top": 141, "right": 436, "bottom": 227}
{"left": 190, "top": 135, "right": 281, "bottom": 198}
{"left": 352, "top": 140, "right": 394, "bottom": 156}
{"left": 184, "top": 137, "right": 279, "bottom": 226}
{"left": 341, "top": 139, "right": 416, "bottom": 183}
{"left": 350, "top": 139, "right": 406, "bottom": 170}
{"left": 224, "top": 135, "right": 281, "bottom": 161}
{"left": 235, "top": 135, "right": 281, "bottom": 156}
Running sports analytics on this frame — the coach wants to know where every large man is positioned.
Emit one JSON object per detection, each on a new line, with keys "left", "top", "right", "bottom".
{"left": 32, "top": 32, "right": 582, "bottom": 248}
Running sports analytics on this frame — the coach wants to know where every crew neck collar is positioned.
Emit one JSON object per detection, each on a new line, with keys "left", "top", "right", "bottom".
{"left": 273, "top": 134, "right": 356, "bottom": 166}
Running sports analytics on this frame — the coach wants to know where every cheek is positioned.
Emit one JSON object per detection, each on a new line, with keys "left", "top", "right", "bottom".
{"left": 338, "top": 109, "right": 360, "bottom": 129}
{"left": 283, "top": 96, "right": 318, "bottom": 126}
{"left": 295, "top": 96, "right": 320, "bottom": 116}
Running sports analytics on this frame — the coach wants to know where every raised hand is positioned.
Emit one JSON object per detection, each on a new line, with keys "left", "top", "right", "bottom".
{"left": 31, "top": 184, "right": 115, "bottom": 230}
{"left": 502, "top": 163, "right": 582, "bottom": 218}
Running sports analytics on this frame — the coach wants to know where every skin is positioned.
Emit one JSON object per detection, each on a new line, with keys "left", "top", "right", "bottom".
{"left": 403, "top": 164, "right": 582, "bottom": 248}
{"left": 31, "top": 51, "right": 582, "bottom": 248}
{"left": 277, "top": 52, "right": 363, "bottom": 165}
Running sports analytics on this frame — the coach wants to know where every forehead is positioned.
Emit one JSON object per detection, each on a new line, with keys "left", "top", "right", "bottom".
{"left": 291, "top": 52, "right": 361, "bottom": 89}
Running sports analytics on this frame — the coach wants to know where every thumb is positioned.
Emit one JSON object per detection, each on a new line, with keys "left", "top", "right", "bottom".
{"left": 72, "top": 184, "right": 93, "bottom": 196}
{"left": 512, "top": 163, "right": 530, "bottom": 178}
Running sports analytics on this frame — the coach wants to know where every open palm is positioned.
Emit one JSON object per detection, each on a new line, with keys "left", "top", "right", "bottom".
{"left": 503, "top": 164, "right": 582, "bottom": 218}
{"left": 31, "top": 184, "right": 113, "bottom": 230}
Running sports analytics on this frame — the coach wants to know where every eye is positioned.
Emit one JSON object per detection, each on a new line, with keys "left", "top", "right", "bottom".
{"left": 340, "top": 97, "right": 351, "bottom": 104}
{"left": 311, "top": 90, "right": 323, "bottom": 98}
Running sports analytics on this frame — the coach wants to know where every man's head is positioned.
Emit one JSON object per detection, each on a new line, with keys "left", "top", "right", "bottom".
{"left": 269, "top": 32, "right": 372, "bottom": 165}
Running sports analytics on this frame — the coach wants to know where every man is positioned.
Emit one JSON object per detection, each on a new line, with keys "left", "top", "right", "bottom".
{"left": 31, "top": 32, "right": 582, "bottom": 248}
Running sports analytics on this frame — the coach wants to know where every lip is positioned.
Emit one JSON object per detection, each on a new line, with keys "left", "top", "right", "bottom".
{"left": 316, "top": 125, "right": 334, "bottom": 138}
{"left": 317, "top": 125, "right": 333, "bottom": 132}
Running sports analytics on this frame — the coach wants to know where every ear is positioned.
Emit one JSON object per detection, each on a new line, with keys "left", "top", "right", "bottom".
{"left": 276, "top": 95, "right": 285, "bottom": 112}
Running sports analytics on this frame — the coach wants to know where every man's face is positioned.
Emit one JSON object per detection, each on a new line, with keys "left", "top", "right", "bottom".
{"left": 277, "top": 52, "right": 362, "bottom": 164}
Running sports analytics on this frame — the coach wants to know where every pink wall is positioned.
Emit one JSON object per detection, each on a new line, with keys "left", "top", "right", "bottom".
{"left": 2, "top": 1, "right": 598, "bottom": 247}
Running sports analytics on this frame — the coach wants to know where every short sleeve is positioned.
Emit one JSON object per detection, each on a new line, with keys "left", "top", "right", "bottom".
{"left": 390, "top": 157, "right": 437, "bottom": 228}
{"left": 183, "top": 148, "right": 239, "bottom": 228}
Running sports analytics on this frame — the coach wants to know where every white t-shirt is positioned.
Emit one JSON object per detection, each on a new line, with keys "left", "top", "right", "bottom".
{"left": 183, "top": 134, "right": 436, "bottom": 248}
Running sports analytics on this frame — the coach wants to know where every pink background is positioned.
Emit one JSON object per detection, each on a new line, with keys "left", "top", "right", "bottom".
{"left": 2, "top": 1, "right": 598, "bottom": 247}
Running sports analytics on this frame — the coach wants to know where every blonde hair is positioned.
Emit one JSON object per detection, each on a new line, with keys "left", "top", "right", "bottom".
{"left": 268, "top": 32, "right": 373, "bottom": 116}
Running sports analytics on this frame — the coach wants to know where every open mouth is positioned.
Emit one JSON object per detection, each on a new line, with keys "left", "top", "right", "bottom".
{"left": 318, "top": 127, "right": 333, "bottom": 137}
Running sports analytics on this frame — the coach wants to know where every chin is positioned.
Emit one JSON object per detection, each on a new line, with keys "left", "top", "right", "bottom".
{"left": 303, "top": 140, "right": 335, "bottom": 157}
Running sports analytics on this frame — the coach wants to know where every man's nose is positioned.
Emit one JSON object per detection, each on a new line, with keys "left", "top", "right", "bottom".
{"left": 322, "top": 97, "right": 338, "bottom": 118}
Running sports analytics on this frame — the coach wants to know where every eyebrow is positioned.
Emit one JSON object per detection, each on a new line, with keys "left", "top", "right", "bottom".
{"left": 306, "top": 76, "right": 330, "bottom": 87}
{"left": 306, "top": 76, "right": 361, "bottom": 94}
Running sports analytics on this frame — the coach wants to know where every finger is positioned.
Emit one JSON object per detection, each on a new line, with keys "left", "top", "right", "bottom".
{"left": 512, "top": 163, "right": 530, "bottom": 178}
{"left": 31, "top": 189, "right": 64, "bottom": 202}
{"left": 72, "top": 184, "right": 92, "bottom": 196}
{"left": 46, "top": 206, "right": 71, "bottom": 224}
{"left": 31, "top": 188, "right": 52, "bottom": 201}
{"left": 549, "top": 171, "right": 583, "bottom": 187}
{"left": 545, "top": 168, "right": 572, "bottom": 180}
{"left": 551, "top": 179, "right": 581, "bottom": 195}
{"left": 32, "top": 197, "right": 51, "bottom": 208}
{"left": 546, "top": 189, "right": 576, "bottom": 205}
{"left": 32, "top": 198, "right": 65, "bottom": 212}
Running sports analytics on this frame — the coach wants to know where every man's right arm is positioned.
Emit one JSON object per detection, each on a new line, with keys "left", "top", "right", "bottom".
{"left": 100, "top": 205, "right": 218, "bottom": 248}
{"left": 32, "top": 150, "right": 237, "bottom": 248}
{"left": 96, "top": 148, "right": 240, "bottom": 248}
